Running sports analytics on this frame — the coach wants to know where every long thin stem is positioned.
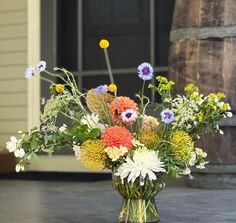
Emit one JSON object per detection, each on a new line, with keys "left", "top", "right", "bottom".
{"left": 104, "top": 48, "right": 114, "bottom": 84}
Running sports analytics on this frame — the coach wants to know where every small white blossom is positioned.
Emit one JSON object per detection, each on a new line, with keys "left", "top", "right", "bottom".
{"left": 180, "top": 168, "right": 191, "bottom": 175}
{"left": 73, "top": 144, "right": 81, "bottom": 158}
{"left": 219, "top": 129, "right": 224, "bottom": 135}
{"left": 14, "top": 148, "right": 25, "bottom": 158}
{"left": 59, "top": 124, "right": 67, "bottom": 132}
{"left": 195, "top": 148, "right": 207, "bottom": 158}
{"left": 188, "top": 152, "right": 196, "bottom": 166}
{"left": 15, "top": 164, "right": 24, "bottom": 172}
{"left": 196, "top": 161, "right": 209, "bottom": 169}
{"left": 80, "top": 113, "right": 105, "bottom": 131}
{"left": 226, "top": 112, "right": 233, "bottom": 117}
{"left": 36, "top": 61, "right": 46, "bottom": 72}
{"left": 24, "top": 66, "right": 35, "bottom": 79}
{"left": 6, "top": 136, "right": 18, "bottom": 152}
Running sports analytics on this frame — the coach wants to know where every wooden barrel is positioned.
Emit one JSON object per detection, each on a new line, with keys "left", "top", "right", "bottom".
{"left": 168, "top": 0, "right": 236, "bottom": 187}
{"left": 169, "top": 0, "right": 236, "bottom": 111}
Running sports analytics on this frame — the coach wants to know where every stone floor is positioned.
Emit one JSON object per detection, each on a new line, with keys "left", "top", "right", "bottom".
{"left": 0, "top": 180, "right": 236, "bottom": 223}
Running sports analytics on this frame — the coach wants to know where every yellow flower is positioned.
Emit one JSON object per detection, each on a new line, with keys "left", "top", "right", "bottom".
{"left": 104, "top": 146, "right": 128, "bottom": 161}
{"left": 156, "top": 76, "right": 168, "bottom": 83}
{"left": 99, "top": 39, "right": 109, "bottom": 49}
{"left": 141, "top": 115, "right": 160, "bottom": 131}
{"left": 55, "top": 84, "right": 64, "bottom": 93}
{"left": 138, "top": 130, "right": 160, "bottom": 149}
{"left": 222, "top": 103, "right": 230, "bottom": 111}
{"left": 79, "top": 139, "right": 107, "bottom": 170}
{"left": 108, "top": 83, "right": 117, "bottom": 92}
{"left": 197, "top": 112, "right": 204, "bottom": 123}
{"left": 184, "top": 84, "right": 198, "bottom": 94}
{"left": 170, "top": 131, "right": 194, "bottom": 162}
{"left": 217, "top": 92, "right": 225, "bottom": 99}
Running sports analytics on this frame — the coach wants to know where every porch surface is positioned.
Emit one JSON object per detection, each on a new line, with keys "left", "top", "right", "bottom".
{"left": 0, "top": 180, "right": 235, "bottom": 223}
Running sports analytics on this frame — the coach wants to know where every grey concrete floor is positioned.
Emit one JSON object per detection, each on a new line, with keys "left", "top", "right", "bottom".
{"left": 0, "top": 180, "right": 235, "bottom": 223}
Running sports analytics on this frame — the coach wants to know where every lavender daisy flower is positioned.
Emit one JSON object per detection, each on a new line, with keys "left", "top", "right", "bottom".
{"left": 94, "top": 85, "right": 108, "bottom": 94}
{"left": 160, "top": 108, "right": 174, "bottom": 124}
{"left": 121, "top": 109, "right": 138, "bottom": 124}
{"left": 24, "top": 66, "right": 35, "bottom": 79}
{"left": 36, "top": 61, "right": 46, "bottom": 72}
{"left": 137, "top": 62, "right": 154, "bottom": 80}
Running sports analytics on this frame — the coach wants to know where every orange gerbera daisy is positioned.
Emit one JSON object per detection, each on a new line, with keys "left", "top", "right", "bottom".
{"left": 102, "top": 126, "right": 133, "bottom": 149}
{"left": 109, "top": 97, "right": 139, "bottom": 124}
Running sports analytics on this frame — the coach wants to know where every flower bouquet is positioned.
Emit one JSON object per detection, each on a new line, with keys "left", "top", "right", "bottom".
{"left": 7, "top": 39, "right": 232, "bottom": 223}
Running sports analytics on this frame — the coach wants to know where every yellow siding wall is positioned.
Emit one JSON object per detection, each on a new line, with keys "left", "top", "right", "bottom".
{"left": 0, "top": 0, "right": 27, "bottom": 148}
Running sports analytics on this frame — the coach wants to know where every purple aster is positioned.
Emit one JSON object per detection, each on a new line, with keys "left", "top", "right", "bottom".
{"left": 137, "top": 62, "right": 154, "bottom": 80}
{"left": 94, "top": 85, "right": 108, "bottom": 94}
{"left": 36, "top": 61, "right": 46, "bottom": 72}
{"left": 121, "top": 109, "right": 138, "bottom": 124}
{"left": 160, "top": 108, "right": 174, "bottom": 124}
{"left": 24, "top": 66, "right": 35, "bottom": 79}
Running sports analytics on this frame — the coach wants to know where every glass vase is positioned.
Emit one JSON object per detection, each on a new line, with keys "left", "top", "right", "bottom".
{"left": 112, "top": 170, "right": 165, "bottom": 223}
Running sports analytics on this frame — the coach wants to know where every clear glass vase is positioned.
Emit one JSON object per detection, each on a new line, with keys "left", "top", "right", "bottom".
{"left": 112, "top": 170, "right": 165, "bottom": 223}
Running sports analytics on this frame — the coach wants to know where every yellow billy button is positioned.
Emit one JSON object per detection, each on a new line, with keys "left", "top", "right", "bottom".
{"left": 108, "top": 83, "right": 117, "bottom": 92}
{"left": 55, "top": 84, "right": 64, "bottom": 93}
{"left": 99, "top": 39, "right": 109, "bottom": 49}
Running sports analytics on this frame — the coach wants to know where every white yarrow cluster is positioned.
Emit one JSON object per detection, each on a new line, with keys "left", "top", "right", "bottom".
{"left": 171, "top": 95, "right": 201, "bottom": 130}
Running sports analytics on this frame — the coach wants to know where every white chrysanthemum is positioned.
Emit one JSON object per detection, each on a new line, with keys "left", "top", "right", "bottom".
{"left": 80, "top": 113, "right": 105, "bottom": 131}
{"left": 14, "top": 148, "right": 25, "bottom": 158}
{"left": 6, "top": 136, "right": 18, "bottom": 152}
{"left": 115, "top": 148, "right": 166, "bottom": 183}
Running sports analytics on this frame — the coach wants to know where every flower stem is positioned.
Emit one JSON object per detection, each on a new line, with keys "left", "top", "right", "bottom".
{"left": 103, "top": 48, "right": 115, "bottom": 84}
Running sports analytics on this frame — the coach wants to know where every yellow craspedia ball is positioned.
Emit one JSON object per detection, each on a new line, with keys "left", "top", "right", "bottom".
{"left": 79, "top": 139, "right": 107, "bottom": 171}
{"left": 138, "top": 130, "right": 160, "bottom": 149}
{"left": 99, "top": 39, "right": 109, "bottom": 49}
{"left": 55, "top": 84, "right": 64, "bottom": 93}
{"left": 108, "top": 83, "right": 117, "bottom": 92}
{"left": 170, "top": 131, "right": 194, "bottom": 162}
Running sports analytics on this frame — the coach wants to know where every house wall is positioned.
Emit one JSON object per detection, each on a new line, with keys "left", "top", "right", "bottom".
{"left": 0, "top": 0, "right": 27, "bottom": 149}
